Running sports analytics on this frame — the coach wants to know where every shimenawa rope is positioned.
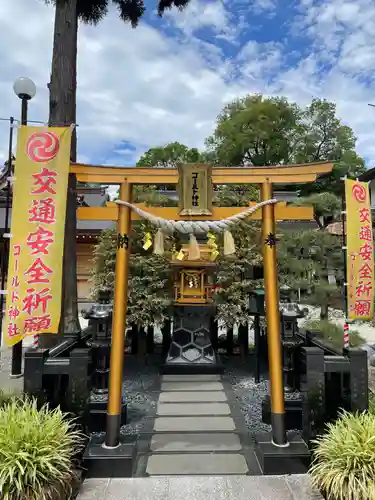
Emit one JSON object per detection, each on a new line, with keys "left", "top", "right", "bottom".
{"left": 115, "top": 198, "right": 278, "bottom": 235}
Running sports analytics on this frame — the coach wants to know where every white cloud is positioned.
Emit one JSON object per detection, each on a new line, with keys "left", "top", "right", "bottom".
{"left": 0, "top": 0, "right": 375, "bottom": 172}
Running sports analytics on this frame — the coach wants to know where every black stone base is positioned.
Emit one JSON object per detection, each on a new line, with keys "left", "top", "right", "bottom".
{"left": 161, "top": 358, "right": 224, "bottom": 375}
{"left": 87, "top": 398, "right": 127, "bottom": 433}
{"left": 83, "top": 434, "right": 136, "bottom": 478}
{"left": 261, "top": 395, "right": 302, "bottom": 430}
{"left": 255, "top": 432, "right": 310, "bottom": 475}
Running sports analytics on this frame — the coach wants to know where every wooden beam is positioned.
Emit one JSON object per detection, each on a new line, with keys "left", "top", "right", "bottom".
{"left": 77, "top": 203, "right": 314, "bottom": 222}
{"left": 70, "top": 161, "right": 333, "bottom": 185}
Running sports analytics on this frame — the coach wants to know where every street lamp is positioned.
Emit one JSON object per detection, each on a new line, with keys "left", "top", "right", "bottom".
{"left": 10, "top": 77, "right": 36, "bottom": 378}
{"left": 13, "top": 77, "right": 36, "bottom": 125}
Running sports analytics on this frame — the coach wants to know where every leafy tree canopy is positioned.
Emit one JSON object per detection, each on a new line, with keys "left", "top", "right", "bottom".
{"left": 46, "top": 0, "right": 190, "bottom": 26}
{"left": 205, "top": 95, "right": 365, "bottom": 194}
{"left": 137, "top": 142, "right": 203, "bottom": 167}
{"left": 205, "top": 94, "right": 302, "bottom": 167}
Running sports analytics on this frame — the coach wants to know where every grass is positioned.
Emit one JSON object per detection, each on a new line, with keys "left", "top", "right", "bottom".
{"left": 304, "top": 319, "right": 365, "bottom": 349}
{"left": 309, "top": 410, "right": 375, "bottom": 500}
{"left": 0, "top": 397, "right": 85, "bottom": 500}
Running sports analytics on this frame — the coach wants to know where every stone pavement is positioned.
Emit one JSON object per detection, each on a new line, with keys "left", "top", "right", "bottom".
{"left": 0, "top": 338, "right": 33, "bottom": 393}
{"left": 146, "top": 374, "right": 249, "bottom": 475}
{"left": 77, "top": 475, "right": 322, "bottom": 500}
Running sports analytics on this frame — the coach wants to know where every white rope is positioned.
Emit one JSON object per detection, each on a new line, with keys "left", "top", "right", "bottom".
{"left": 115, "top": 199, "right": 278, "bottom": 235}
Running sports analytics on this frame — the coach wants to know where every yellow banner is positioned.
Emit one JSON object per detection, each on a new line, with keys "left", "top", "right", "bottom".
{"left": 3, "top": 126, "right": 72, "bottom": 346}
{"left": 345, "top": 179, "right": 374, "bottom": 320}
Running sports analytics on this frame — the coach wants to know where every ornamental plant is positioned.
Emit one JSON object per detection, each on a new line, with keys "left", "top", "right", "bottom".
{"left": 309, "top": 410, "right": 375, "bottom": 500}
{"left": 0, "top": 397, "right": 85, "bottom": 500}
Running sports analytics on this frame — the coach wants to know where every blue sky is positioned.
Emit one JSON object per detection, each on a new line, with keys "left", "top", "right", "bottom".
{"left": 1, "top": 0, "right": 375, "bottom": 169}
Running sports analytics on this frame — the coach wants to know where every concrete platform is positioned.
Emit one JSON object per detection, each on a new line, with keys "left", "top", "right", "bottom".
{"left": 146, "top": 453, "right": 249, "bottom": 475}
{"left": 150, "top": 433, "right": 242, "bottom": 452}
{"left": 76, "top": 475, "right": 323, "bottom": 499}
{"left": 156, "top": 402, "right": 231, "bottom": 416}
{"left": 159, "top": 391, "right": 227, "bottom": 403}
{"left": 154, "top": 416, "right": 235, "bottom": 432}
{"left": 161, "top": 382, "right": 224, "bottom": 391}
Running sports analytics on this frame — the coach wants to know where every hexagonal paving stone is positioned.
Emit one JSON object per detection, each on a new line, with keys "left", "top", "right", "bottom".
{"left": 193, "top": 329, "right": 211, "bottom": 347}
{"left": 203, "top": 345, "right": 215, "bottom": 360}
{"left": 173, "top": 329, "right": 192, "bottom": 347}
{"left": 181, "top": 345, "right": 202, "bottom": 362}
{"left": 168, "top": 342, "right": 181, "bottom": 358}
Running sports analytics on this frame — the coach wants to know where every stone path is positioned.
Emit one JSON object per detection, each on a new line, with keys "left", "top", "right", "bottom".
{"left": 0, "top": 340, "right": 33, "bottom": 394}
{"left": 145, "top": 374, "right": 250, "bottom": 476}
{"left": 77, "top": 373, "right": 323, "bottom": 498}
{"left": 77, "top": 475, "right": 322, "bottom": 500}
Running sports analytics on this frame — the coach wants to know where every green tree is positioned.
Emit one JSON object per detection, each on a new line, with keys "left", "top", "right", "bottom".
{"left": 213, "top": 221, "right": 263, "bottom": 327}
{"left": 205, "top": 95, "right": 365, "bottom": 195}
{"left": 43, "top": 0, "right": 192, "bottom": 345}
{"left": 137, "top": 142, "right": 203, "bottom": 167}
{"left": 90, "top": 221, "right": 174, "bottom": 327}
{"left": 213, "top": 184, "right": 259, "bottom": 207}
{"left": 293, "top": 192, "right": 341, "bottom": 230}
{"left": 205, "top": 94, "right": 303, "bottom": 166}
{"left": 278, "top": 229, "right": 343, "bottom": 319}
{"left": 295, "top": 99, "right": 365, "bottom": 195}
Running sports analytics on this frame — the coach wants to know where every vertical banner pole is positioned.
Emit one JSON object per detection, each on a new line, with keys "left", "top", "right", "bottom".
{"left": 261, "top": 180, "right": 287, "bottom": 446}
{"left": 105, "top": 181, "right": 132, "bottom": 448}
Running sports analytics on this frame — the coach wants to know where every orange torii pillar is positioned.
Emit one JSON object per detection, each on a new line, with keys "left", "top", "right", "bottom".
{"left": 261, "top": 180, "right": 286, "bottom": 446}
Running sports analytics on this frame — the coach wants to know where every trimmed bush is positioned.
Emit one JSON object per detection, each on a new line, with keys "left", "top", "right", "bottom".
{"left": 0, "top": 397, "right": 85, "bottom": 500}
{"left": 309, "top": 410, "right": 375, "bottom": 500}
{"left": 305, "top": 319, "right": 364, "bottom": 349}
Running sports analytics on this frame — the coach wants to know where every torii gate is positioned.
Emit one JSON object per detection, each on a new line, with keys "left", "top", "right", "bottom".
{"left": 71, "top": 161, "right": 333, "bottom": 451}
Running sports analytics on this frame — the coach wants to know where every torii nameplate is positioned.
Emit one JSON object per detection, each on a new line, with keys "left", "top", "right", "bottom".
{"left": 178, "top": 164, "right": 213, "bottom": 216}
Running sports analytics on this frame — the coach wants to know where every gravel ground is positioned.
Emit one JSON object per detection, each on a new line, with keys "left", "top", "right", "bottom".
{"left": 90, "top": 356, "right": 161, "bottom": 438}
{"left": 224, "top": 358, "right": 301, "bottom": 433}
{"left": 89, "top": 355, "right": 309, "bottom": 437}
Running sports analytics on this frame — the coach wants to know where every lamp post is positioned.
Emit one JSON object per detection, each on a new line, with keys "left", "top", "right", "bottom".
{"left": 10, "top": 77, "right": 36, "bottom": 378}
{"left": 13, "top": 77, "right": 36, "bottom": 125}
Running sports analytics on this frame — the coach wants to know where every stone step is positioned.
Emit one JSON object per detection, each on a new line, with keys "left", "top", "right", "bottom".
{"left": 159, "top": 391, "right": 227, "bottom": 403}
{"left": 162, "top": 374, "right": 221, "bottom": 382}
{"left": 146, "top": 453, "right": 248, "bottom": 475}
{"left": 161, "top": 381, "right": 224, "bottom": 392}
{"left": 154, "top": 416, "right": 235, "bottom": 432}
{"left": 150, "top": 433, "right": 242, "bottom": 452}
{"left": 157, "top": 402, "right": 231, "bottom": 416}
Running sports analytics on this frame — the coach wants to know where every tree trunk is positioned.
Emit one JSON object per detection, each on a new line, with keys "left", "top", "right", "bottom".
{"left": 320, "top": 303, "right": 329, "bottom": 321}
{"left": 40, "top": 0, "right": 80, "bottom": 348}
{"left": 137, "top": 326, "right": 147, "bottom": 364}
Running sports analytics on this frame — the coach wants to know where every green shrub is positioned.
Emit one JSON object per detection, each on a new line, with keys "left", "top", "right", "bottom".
{"left": 0, "top": 389, "right": 23, "bottom": 408}
{"left": 0, "top": 397, "right": 85, "bottom": 500}
{"left": 309, "top": 410, "right": 375, "bottom": 500}
{"left": 305, "top": 320, "right": 365, "bottom": 349}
